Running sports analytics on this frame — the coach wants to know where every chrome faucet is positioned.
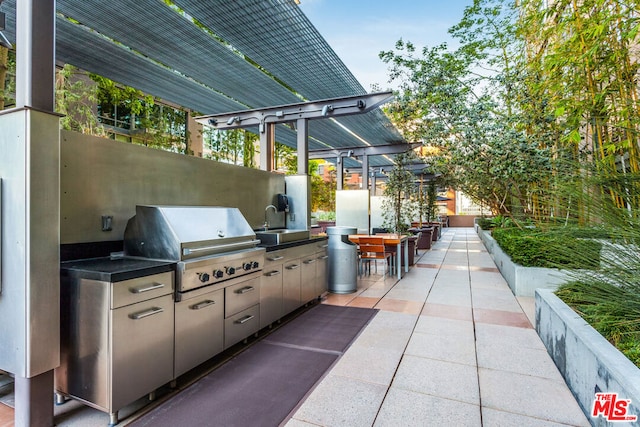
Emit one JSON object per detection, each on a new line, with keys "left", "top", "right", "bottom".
{"left": 264, "top": 204, "right": 277, "bottom": 230}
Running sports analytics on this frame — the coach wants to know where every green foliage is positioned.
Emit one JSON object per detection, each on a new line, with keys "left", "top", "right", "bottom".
{"left": 380, "top": 0, "right": 555, "bottom": 218}
{"left": 415, "top": 179, "right": 439, "bottom": 224}
{"left": 205, "top": 128, "right": 256, "bottom": 167}
{"left": 491, "top": 227, "right": 602, "bottom": 269}
{"left": 311, "top": 161, "right": 335, "bottom": 212}
{"left": 557, "top": 280, "right": 640, "bottom": 368}
{"left": 382, "top": 151, "right": 417, "bottom": 233}
{"left": 477, "top": 217, "right": 494, "bottom": 230}
{"left": 55, "top": 65, "right": 108, "bottom": 136}
{"left": 0, "top": 47, "right": 15, "bottom": 109}
{"left": 313, "top": 211, "right": 335, "bottom": 221}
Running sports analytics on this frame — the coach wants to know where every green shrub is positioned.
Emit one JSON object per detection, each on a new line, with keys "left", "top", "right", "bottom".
{"left": 557, "top": 280, "right": 640, "bottom": 368}
{"left": 477, "top": 217, "right": 494, "bottom": 230}
{"left": 477, "top": 215, "right": 514, "bottom": 230}
{"left": 492, "top": 227, "right": 601, "bottom": 269}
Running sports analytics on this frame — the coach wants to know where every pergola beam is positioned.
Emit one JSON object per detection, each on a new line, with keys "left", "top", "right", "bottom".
{"left": 308, "top": 142, "right": 422, "bottom": 160}
{"left": 194, "top": 91, "right": 394, "bottom": 131}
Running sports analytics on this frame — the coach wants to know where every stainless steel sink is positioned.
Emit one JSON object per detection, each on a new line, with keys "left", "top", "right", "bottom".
{"left": 255, "top": 229, "right": 310, "bottom": 245}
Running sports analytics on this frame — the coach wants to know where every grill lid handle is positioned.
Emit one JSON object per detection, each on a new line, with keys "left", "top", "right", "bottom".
{"left": 182, "top": 239, "right": 261, "bottom": 256}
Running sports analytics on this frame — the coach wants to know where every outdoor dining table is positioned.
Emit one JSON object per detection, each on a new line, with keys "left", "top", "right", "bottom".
{"left": 349, "top": 233, "right": 409, "bottom": 280}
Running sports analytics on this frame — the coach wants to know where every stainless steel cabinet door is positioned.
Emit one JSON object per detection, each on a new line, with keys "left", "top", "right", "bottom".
{"left": 174, "top": 288, "right": 224, "bottom": 378}
{"left": 300, "top": 255, "right": 317, "bottom": 303}
{"left": 111, "top": 294, "right": 174, "bottom": 411}
{"left": 260, "top": 266, "right": 283, "bottom": 329}
{"left": 282, "top": 259, "right": 301, "bottom": 314}
{"left": 315, "top": 250, "right": 329, "bottom": 296}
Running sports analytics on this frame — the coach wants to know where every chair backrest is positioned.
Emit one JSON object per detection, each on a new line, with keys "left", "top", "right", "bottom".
{"left": 358, "top": 236, "right": 387, "bottom": 255}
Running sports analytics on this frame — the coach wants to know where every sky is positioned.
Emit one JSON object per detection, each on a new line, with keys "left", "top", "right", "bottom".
{"left": 299, "top": 0, "right": 474, "bottom": 91}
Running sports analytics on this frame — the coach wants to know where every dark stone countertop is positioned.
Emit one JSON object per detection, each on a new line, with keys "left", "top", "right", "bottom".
{"left": 61, "top": 256, "right": 175, "bottom": 282}
{"left": 259, "top": 235, "right": 328, "bottom": 252}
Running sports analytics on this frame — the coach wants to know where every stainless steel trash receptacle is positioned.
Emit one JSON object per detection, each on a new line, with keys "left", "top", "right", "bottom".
{"left": 326, "top": 226, "right": 358, "bottom": 294}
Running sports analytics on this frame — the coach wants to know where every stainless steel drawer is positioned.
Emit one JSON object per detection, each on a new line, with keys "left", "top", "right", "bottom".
{"left": 224, "top": 304, "right": 259, "bottom": 349}
{"left": 264, "top": 250, "right": 286, "bottom": 266}
{"left": 225, "top": 276, "right": 260, "bottom": 318}
{"left": 111, "top": 272, "right": 173, "bottom": 309}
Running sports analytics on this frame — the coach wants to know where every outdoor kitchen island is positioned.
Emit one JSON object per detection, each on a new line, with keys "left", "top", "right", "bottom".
{"left": 55, "top": 206, "right": 328, "bottom": 426}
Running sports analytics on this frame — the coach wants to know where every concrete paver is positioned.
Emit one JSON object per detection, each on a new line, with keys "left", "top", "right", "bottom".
{"left": 287, "top": 227, "right": 591, "bottom": 427}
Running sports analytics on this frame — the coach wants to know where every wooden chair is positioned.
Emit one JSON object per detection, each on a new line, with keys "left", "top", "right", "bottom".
{"left": 358, "top": 236, "right": 392, "bottom": 277}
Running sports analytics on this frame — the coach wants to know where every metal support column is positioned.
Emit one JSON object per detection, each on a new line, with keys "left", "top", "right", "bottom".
{"left": 260, "top": 122, "right": 275, "bottom": 171}
{"left": 370, "top": 171, "right": 377, "bottom": 196}
{"left": 336, "top": 159, "right": 344, "bottom": 190}
{"left": 4, "top": 1, "right": 60, "bottom": 426}
{"left": 361, "top": 154, "right": 369, "bottom": 191}
{"left": 15, "top": 371, "right": 54, "bottom": 427}
{"left": 296, "top": 118, "right": 308, "bottom": 175}
{"left": 16, "top": 0, "right": 55, "bottom": 109}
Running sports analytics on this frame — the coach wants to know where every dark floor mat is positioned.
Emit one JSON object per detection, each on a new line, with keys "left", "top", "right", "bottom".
{"left": 264, "top": 304, "right": 380, "bottom": 353}
{"left": 129, "top": 304, "right": 377, "bottom": 427}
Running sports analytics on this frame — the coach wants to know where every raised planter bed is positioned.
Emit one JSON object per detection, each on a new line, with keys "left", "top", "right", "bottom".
{"left": 477, "top": 227, "right": 570, "bottom": 296}
{"left": 536, "top": 289, "right": 640, "bottom": 425}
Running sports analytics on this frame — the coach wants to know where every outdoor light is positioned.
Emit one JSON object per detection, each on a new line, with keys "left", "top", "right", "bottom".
{"left": 226, "top": 116, "right": 241, "bottom": 125}
{"left": 337, "top": 149, "right": 355, "bottom": 164}
{"left": 208, "top": 118, "right": 218, "bottom": 126}
{"left": 321, "top": 104, "right": 334, "bottom": 116}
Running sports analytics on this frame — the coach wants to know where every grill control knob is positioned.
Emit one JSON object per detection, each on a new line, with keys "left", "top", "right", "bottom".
{"left": 243, "top": 262, "right": 252, "bottom": 271}
{"left": 199, "top": 273, "right": 210, "bottom": 283}
{"left": 252, "top": 261, "right": 259, "bottom": 269}
{"left": 226, "top": 266, "right": 236, "bottom": 275}
{"left": 213, "top": 269, "right": 224, "bottom": 279}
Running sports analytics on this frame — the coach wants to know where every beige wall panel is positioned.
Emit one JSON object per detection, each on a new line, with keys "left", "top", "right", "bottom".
{"left": 60, "top": 131, "right": 285, "bottom": 244}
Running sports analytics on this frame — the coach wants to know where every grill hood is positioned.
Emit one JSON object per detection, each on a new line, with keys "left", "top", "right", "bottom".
{"left": 124, "top": 205, "right": 259, "bottom": 261}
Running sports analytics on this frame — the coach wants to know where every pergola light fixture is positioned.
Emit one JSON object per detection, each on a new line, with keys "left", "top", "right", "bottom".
{"left": 226, "top": 116, "right": 241, "bottom": 125}
{"left": 336, "top": 149, "right": 354, "bottom": 164}
{"left": 321, "top": 104, "right": 333, "bottom": 116}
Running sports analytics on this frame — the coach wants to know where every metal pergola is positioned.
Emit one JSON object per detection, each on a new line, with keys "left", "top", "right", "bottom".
{"left": 1, "top": 0, "right": 414, "bottom": 169}
{"left": 0, "top": 3, "right": 429, "bottom": 424}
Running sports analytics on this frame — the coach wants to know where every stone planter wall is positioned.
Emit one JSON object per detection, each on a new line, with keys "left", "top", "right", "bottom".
{"left": 536, "top": 289, "right": 640, "bottom": 426}
{"left": 477, "top": 227, "right": 570, "bottom": 296}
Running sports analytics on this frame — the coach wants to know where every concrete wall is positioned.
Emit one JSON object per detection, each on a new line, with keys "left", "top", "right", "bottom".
{"left": 536, "top": 289, "right": 640, "bottom": 426}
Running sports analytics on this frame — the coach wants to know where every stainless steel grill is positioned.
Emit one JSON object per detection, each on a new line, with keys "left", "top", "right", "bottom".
{"left": 124, "top": 205, "right": 265, "bottom": 298}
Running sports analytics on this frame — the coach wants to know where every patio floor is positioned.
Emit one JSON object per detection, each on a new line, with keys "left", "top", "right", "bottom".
{"left": 285, "top": 227, "right": 590, "bottom": 426}
{"left": 0, "top": 227, "right": 590, "bottom": 426}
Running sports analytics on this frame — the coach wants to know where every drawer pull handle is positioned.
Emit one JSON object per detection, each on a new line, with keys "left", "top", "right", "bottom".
{"left": 129, "top": 307, "right": 164, "bottom": 320}
{"left": 267, "top": 255, "right": 284, "bottom": 261}
{"left": 303, "top": 259, "right": 316, "bottom": 264}
{"left": 286, "top": 264, "right": 300, "bottom": 270}
{"left": 130, "top": 283, "right": 165, "bottom": 294}
{"left": 265, "top": 270, "right": 281, "bottom": 277}
{"left": 190, "top": 300, "right": 216, "bottom": 310}
{"left": 318, "top": 255, "right": 329, "bottom": 260}
{"left": 235, "top": 314, "right": 255, "bottom": 324}
{"left": 235, "top": 286, "right": 255, "bottom": 294}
